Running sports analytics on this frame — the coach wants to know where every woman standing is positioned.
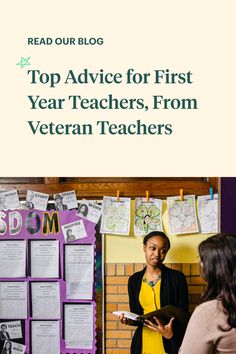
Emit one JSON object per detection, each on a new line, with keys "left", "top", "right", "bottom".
{"left": 148, "top": 234, "right": 236, "bottom": 353}
{"left": 179, "top": 234, "right": 236, "bottom": 353}
{"left": 120, "top": 231, "right": 189, "bottom": 354}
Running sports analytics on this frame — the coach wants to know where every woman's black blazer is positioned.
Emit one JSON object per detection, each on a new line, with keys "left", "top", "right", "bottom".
{"left": 128, "top": 265, "right": 189, "bottom": 354}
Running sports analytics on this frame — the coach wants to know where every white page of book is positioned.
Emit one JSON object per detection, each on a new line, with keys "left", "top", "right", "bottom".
{"left": 113, "top": 310, "right": 139, "bottom": 321}
{"left": 31, "top": 321, "right": 60, "bottom": 354}
{"left": 0, "top": 240, "right": 26, "bottom": 278}
{"left": 30, "top": 241, "right": 59, "bottom": 278}
{"left": 65, "top": 304, "right": 93, "bottom": 349}
{"left": 0, "top": 282, "right": 27, "bottom": 319}
{"left": 31, "top": 282, "right": 60, "bottom": 319}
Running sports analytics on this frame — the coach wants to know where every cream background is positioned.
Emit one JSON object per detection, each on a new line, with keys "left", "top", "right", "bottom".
{"left": 1, "top": 1, "right": 236, "bottom": 176}
{"left": 105, "top": 200, "right": 213, "bottom": 263}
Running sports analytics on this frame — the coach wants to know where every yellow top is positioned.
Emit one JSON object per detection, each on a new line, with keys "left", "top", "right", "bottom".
{"left": 139, "top": 279, "right": 167, "bottom": 354}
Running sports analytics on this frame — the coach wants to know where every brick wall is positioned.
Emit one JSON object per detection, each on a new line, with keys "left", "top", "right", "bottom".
{"left": 105, "top": 263, "right": 205, "bottom": 354}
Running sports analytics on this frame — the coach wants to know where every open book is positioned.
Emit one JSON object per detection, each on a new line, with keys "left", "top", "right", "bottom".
{"left": 113, "top": 305, "right": 188, "bottom": 328}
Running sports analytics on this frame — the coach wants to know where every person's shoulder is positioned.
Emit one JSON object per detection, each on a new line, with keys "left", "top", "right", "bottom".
{"left": 195, "top": 299, "right": 218, "bottom": 311}
{"left": 192, "top": 300, "right": 218, "bottom": 319}
{"left": 129, "top": 268, "right": 145, "bottom": 282}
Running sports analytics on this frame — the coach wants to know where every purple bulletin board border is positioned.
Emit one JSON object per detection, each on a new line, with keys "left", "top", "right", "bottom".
{"left": 0, "top": 209, "right": 97, "bottom": 354}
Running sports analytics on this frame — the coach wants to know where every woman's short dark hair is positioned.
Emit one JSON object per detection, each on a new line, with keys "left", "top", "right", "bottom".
{"left": 143, "top": 231, "right": 171, "bottom": 250}
{"left": 199, "top": 233, "right": 236, "bottom": 329}
{"left": 5, "top": 341, "right": 12, "bottom": 348}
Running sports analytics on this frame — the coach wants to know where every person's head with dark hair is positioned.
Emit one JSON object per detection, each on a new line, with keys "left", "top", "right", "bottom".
{"left": 66, "top": 228, "right": 75, "bottom": 242}
{"left": 55, "top": 194, "right": 63, "bottom": 201}
{"left": 5, "top": 341, "right": 11, "bottom": 350}
{"left": 78, "top": 203, "right": 88, "bottom": 217}
{"left": 66, "top": 229, "right": 72, "bottom": 237}
{"left": 143, "top": 231, "right": 171, "bottom": 249}
{"left": 54, "top": 193, "right": 63, "bottom": 206}
{"left": 199, "top": 233, "right": 236, "bottom": 329}
{"left": 1, "top": 324, "right": 7, "bottom": 331}
{"left": 143, "top": 231, "right": 170, "bottom": 268}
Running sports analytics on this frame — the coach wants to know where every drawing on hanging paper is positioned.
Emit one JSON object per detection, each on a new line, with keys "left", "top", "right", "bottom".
{"left": 100, "top": 197, "right": 131, "bottom": 235}
{"left": 198, "top": 194, "right": 218, "bottom": 233}
{"left": 134, "top": 198, "right": 163, "bottom": 236}
{"left": 167, "top": 195, "right": 199, "bottom": 235}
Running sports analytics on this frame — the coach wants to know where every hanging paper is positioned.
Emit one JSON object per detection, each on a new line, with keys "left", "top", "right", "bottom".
{"left": 100, "top": 196, "right": 131, "bottom": 235}
{"left": 53, "top": 190, "right": 78, "bottom": 210}
{"left": 198, "top": 194, "right": 218, "bottom": 233}
{"left": 25, "top": 190, "right": 49, "bottom": 211}
{"left": 134, "top": 198, "right": 163, "bottom": 236}
{"left": 77, "top": 199, "right": 102, "bottom": 224}
{"left": 167, "top": 195, "right": 199, "bottom": 235}
{"left": 0, "top": 190, "right": 20, "bottom": 211}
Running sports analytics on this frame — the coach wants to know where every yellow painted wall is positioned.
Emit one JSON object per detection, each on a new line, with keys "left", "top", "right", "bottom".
{"left": 105, "top": 200, "right": 214, "bottom": 263}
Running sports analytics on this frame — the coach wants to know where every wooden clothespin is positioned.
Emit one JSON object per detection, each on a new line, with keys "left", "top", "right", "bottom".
{"left": 209, "top": 187, "right": 214, "bottom": 200}
{"left": 146, "top": 190, "right": 149, "bottom": 203}
{"left": 180, "top": 189, "right": 184, "bottom": 202}
{"left": 116, "top": 190, "right": 120, "bottom": 203}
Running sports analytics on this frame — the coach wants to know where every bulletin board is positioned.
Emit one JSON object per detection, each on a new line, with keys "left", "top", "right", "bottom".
{"left": 0, "top": 208, "right": 103, "bottom": 354}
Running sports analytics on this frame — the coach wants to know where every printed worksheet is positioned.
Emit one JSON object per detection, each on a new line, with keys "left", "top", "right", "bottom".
{"left": 30, "top": 240, "right": 59, "bottom": 278}
{"left": 64, "top": 304, "right": 93, "bottom": 349}
{"left": 0, "top": 282, "right": 27, "bottom": 319}
{"left": 198, "top": 194, "right": 218, "bottom": 233}
{"left": 0, "top": 240, "right": 26, "bottom": 278}
{"left": 31, "top": 321, "right": 60, "bottom": 354}
{"left": 25, "top": 190, "right": 49, "bottom": 211}
{"left": 134, "top": 198, "right": 163, "bottom": 236}
{"left": 100, "top": 196, "right": 131, "bottom": 235}
{"left": 65, "top": 244, "right": 94, "bottom": 299}
{"left": 31, "top": 282, "right": 60, "bottom": 319}
{"left": 167, "top": 195, "right": 199, "bottom": 235}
